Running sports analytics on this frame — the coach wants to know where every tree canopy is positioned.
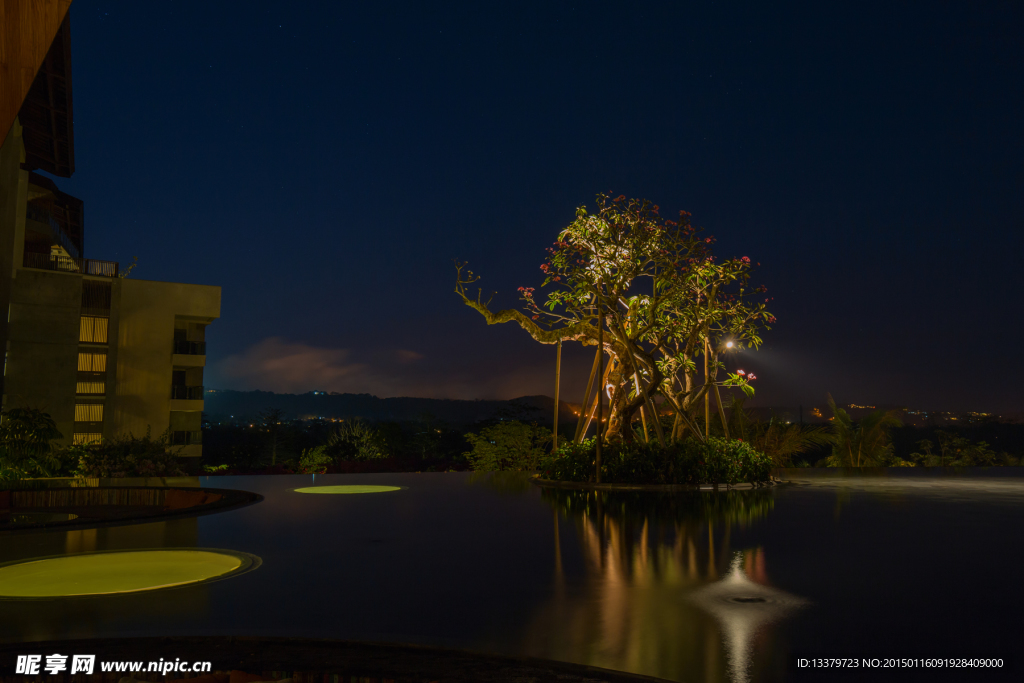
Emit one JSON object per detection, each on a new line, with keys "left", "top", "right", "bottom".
{"left": 456, "top": 193, "right": 774, "bottom": 443}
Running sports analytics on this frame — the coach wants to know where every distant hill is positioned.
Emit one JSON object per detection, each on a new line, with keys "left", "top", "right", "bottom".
{"left": 205, "top": 391, "right": 1018, "bottom": 429}
{"left": 203, "top": 390, "right": 580, "bottom": 427}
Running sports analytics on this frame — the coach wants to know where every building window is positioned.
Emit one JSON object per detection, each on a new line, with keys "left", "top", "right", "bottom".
{"left": 73, "top": 433, "right": 102, "bottom": 445}
{"left": 80, "top": 316, "right": 109, "bottom": 343}
{"left": 170, "top": 430, "right": 202, "bottom": 445}
{"left": 81, "top": 281, "right": 112, "bottom": 312}
{"left": 77, "top": 351, "right": 107, "bottom": 372}
{"left": 76, "top": 381, "right": 105, "bottom": 395}
{"left": 74, "top": 403, "right": 104, "bottom": 422}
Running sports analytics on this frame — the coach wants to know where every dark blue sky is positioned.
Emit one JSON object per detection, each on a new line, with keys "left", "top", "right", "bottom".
{"left": 55, "top": 0, "right": 1023, "bottom": 411}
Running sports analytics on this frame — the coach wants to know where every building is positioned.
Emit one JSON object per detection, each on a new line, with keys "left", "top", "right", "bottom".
{"left": 0, "top": 6, "right": 219, "bottom": 457}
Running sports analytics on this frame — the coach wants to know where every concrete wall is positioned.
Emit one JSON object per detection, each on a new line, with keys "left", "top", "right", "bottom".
{"left": 4, "top": 267, "right": 81, "bottom": 441}
{"left": 109, "top": 277, "right": 219, "bottom": 444}
{"left": 0, "top": 119, "right": 29, "bottom": 399}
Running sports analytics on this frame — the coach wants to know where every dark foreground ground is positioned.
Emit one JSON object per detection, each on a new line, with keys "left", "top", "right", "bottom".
{"left": 0, "top": 637, "right": 671, "bottom": 683}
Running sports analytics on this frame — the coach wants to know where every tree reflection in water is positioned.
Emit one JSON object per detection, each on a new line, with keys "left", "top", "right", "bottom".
{"left": 532, "top": 488, "right": 802, "bottom": 682}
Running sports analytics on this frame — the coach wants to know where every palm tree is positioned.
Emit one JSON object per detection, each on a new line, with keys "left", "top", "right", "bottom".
{"left": 825, "top": 395, "right": 902, "bottom": 467}
{"left": 726, "top": 397, "right": 831, "bottom": 467}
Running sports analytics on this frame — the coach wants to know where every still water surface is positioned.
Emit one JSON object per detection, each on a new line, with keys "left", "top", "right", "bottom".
{"left": 2, "top": 472, "right": 1023, "bottom": 682}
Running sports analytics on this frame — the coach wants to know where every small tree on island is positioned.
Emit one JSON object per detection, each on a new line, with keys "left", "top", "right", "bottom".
{"left": 455, "top": 193, "right": 774, "bottom": 444}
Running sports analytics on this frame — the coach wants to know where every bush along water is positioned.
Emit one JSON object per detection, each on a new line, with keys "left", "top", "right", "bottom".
{"left": 539, "top": 436, "right": 772, "bottom": 486}
{"left": 72, "top": 432, "right": 186, "bottom": 478}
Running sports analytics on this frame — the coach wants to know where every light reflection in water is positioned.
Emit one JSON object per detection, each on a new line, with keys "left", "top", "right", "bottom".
{"left": 533, "top": 488, "right": 803, "bottom": 682}
{"left": 689, "top": 551, "right": 807, "bottom": 683}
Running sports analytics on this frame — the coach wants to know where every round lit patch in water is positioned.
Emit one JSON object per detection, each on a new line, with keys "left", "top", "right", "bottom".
{"left": 0, "top": 549, "right": 259, "bottom": 599}
{"left": 294, "top": 485, "right": 401, "bottom": 494}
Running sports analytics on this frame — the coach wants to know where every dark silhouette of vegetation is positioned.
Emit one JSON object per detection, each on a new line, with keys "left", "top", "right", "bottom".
{"left": 324, "top": 420, "right": 388, "bottom": 461}
{"left": 201, "top": 416, "right": 473, "bottom": 474}
{"left": 198, "top": 401, "right": 1024, "bottom": 475}
{"left": 824, "top": 395, "right": 907, "bottom": 466}
{"left": 72, "top": 431, "right": 186, "bottom": 478}
{"left": 464, "top": 421, "right": 551, "bottom": 471}
{"left": 0, "top": 408, "right": 63, "bottom": 483}
{"left": 259, "top": 408, "right": 286, "bottom": 466}
{"left": 720, "top": 397, "right": 831, "bottom": 467}
{"left": 907, "top": 431, "right": 1018, "bottom": 467}
{"left": 541, "top": 437, "right": 772, "bottom": 486}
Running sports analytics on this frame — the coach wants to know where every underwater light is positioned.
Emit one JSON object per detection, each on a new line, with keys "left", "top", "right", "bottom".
{"left": 0, "top": 549, "right": 259, "bottom": 599}
{"left": 294, "top": 485, "right": 401, "bottom": 494}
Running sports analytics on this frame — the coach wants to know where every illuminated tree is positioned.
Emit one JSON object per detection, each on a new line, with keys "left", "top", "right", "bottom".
{"left": 455, "top": 193, "right": 774, "bottom": 443}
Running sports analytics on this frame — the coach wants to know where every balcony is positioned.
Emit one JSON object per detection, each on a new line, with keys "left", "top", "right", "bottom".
{"left": 173, "top": 340, "right": 206, "bottom": 355}
{"left": 25, "top": 204, "right": 81, "bottom": 258}
{"left": 22, "top": 251, "right": 118, "bottom": 277}
{"left": 171, "top": 385, "right": 204, "bottom": 400}
{"left": 170, "top": 430, "right": 202, "bottom": 446}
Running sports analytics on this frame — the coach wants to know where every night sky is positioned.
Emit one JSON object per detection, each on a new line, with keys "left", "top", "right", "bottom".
{"left": 52, "top": 1, "right": 1023, "bottom": 412}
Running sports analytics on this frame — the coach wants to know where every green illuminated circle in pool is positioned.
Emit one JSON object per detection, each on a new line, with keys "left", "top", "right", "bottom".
{"left": 0, "top": 549, "right": 253, "bottom": 598}
{"left": 294, "top": 485, "right": 401, "bottom": 494}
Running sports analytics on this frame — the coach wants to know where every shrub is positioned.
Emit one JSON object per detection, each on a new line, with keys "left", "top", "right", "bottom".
{"left": 0, "top": 408, "right": 64, "bottom": 483}
{"left": 908, "top": 431, "right": 1002, "bottom": 467}
{"left": 539, "top": 437, "right": 771, "bottom": 486}
{"left": 297, "top": 445, "right": 332, "bottom": 474}
{"left": 73, "top": 433, "right": 185, "bottom": 478}
{"left": 324, "top": 420, "right": 388, "bottom": 461}
{"left": 464, "top": 420, "right": 551, "bottom": 471}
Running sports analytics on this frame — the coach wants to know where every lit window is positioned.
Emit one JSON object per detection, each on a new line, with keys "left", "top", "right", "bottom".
{"left": 79, "top": 316, "right": 109, "bottom": 343}
{"left": 77, "top": 352, "right": 107, "bottom": 372}
{"left": 74, "top": 403, "right": 104, "bottom": 422}
{"left": 73, "top": 433, "right": 102, "bottom": 445}
{"left": 76, "top": 381, "right": 105, "bottom": 395}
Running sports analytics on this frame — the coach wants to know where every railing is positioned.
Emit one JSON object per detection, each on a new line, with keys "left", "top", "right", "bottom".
{"left": 170, "top": 430, "right": 203, "bottom": 446}
{"left": 22, "top": 251, "right": 118, "bottom": 277}
{"left": 173, "top": 340, "right": 206, "bottom": 355}
{"left": 171, "top": 385, "right": 204, "bottom": 400}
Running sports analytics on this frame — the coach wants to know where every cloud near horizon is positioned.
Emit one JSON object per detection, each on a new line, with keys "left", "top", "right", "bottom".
{"left": 209, "top": 337, "right": 569, "bottom": 400}
{"left": 214, "top": 338, "right": 367, "bottom": 394}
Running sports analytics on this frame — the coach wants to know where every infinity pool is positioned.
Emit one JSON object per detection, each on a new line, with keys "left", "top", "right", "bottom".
{"left": 2, "top": 472, "right": 1022, "bottom": 682}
